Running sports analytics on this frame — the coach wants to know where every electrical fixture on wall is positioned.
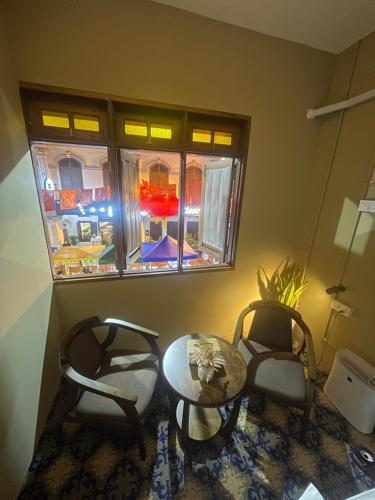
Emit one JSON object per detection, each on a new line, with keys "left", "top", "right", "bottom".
{"left": 358, "top": 199, "right": 375, "bottom": 213}
{"left": 324, "top": 284, "right": 353, "bottom": 318}
{"left": 325, "top": 284, "right": 346, "bottom": 295}
{"left": 331, "top": 299, "right": 353, "bottom": 318}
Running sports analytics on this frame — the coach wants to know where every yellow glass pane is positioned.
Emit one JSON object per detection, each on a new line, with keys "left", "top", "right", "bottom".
{"left": 192, "top": 129, "right": 211, "bottom": 144}
{"left": 150, "top": 124, "right": 172, "bottom": 139}
{"left": 124, "top": 120, "right": 147, "bottom": 137}
{"left": 42, "top": 111, "right": 69, "bottom": 129}
{"left": 74, "top": 115, "right": 99, "bottom": 132}
{"left": 214, "top": 131, "right": 232, "bottom": 146}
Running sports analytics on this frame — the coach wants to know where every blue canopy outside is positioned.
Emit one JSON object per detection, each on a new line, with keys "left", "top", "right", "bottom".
{"left": 141, "top": 235, "right": 198, "bottom": 262}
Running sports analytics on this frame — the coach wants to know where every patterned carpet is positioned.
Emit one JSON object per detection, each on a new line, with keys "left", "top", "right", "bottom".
{"left": 19, "top": 374, "right": 375, "bottom": 499}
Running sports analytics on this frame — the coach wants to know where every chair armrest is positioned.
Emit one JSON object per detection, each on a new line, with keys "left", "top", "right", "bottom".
{"left": 102, "top": 318, "right": 161, "bottom": 356}
{"left": 233, "top": 306, "right": 252, "bottom": 347}
{"left": 301, "top": 323, "right": 317, "bottom": 382}
{"left": 60, "top": 359, "right": 138, "bottom": 404}
{"left": 103, "top": 318, "right": 159, "bottom": 339}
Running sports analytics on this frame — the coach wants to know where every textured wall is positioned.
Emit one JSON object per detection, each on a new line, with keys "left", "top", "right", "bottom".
{"left": 299, "top": 32, "right": 375, "bottom": 370}
{"left": 2, "top": 0, "right": 334, "bottom": 347}
{"left": 4, "top": 1, "right": 374, "bottom": 494}
{"left": 0, "top": 4, "right": 58, "bottom": 498}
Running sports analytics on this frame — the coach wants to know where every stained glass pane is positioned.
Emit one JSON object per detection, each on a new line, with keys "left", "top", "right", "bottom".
{"left": 74, "top": 115, "right": 99, "bottom": 132}
{"left": 192, "top": 129, "right": 211, "bottom": 144}
{"left": 214, "top": 131, "right": 232, "bottom": 146}
{"left": 42, "top": 111, "right": 69, "bottom": 129}
{"left": 124, "top": 120, "right": 147, "bottom": 137}
{"left": 150, "top": 124, "right": 172, "bottom": 139}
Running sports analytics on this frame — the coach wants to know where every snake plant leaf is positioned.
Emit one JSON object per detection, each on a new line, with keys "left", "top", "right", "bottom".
{"left": 257, "top": 267, "right": 268, "bottom": 300}
{"left": 257, "top": 258, "right": 309, "bottom": 309}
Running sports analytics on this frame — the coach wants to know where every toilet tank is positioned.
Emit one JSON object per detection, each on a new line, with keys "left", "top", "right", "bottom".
{"left": 324, "top": 349, "right": 375, "bottom": 434}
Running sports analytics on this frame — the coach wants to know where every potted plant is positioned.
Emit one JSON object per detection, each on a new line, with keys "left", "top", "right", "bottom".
{"left": 253, "top": 259, "right": 309, "bottom": 351}
{"left": 257, "top": 258, "right": 309, "bottom": 309}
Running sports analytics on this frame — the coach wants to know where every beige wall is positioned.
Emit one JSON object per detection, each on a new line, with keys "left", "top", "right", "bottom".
{"left": 2, "top": 0, "right": 334, "bottom": 349}
{"left": 0, "top": 4, "right": 62, "bottom": 498}
{"left": 1, "top": 0, "right": 373, "bottom": 493}
{"left": 299, "top": 33, "right": 375, "bottom": 371}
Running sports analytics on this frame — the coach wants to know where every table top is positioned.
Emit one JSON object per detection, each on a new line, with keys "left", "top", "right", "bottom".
{"left": 163, "top": 333, "right": 247, "bottom": 407}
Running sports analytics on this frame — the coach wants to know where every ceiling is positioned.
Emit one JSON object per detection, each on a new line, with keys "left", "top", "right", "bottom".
{"left": 151, "top": 0, "right": 375, "bottom": 53}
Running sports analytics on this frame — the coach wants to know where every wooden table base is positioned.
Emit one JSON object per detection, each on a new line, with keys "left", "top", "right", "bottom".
{"left": 176, "top": 400, "right": 221, "bottom": 441}
{"left": 163, "top": 334, "right": 247, "bottom": 449}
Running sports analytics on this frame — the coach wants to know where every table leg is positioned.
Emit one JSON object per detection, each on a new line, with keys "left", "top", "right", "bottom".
{"left": 167, "top": 388, "right": 178, "bottom": 418}
{"left": 220, "top": 395, "right": 242, "bottom": 440}
{"left": 181, "top": 401, "right": 190, "bottom": 448}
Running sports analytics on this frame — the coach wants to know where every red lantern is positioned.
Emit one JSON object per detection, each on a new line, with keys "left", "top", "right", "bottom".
{"left": 140, "top": 192, "right": 153, "bottom": 212}
{"left": 147, "top": 193, "right": 179, "bottom": 217}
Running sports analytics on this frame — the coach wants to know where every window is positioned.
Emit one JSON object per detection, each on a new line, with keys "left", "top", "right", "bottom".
{"left": 193, "top": 129, "right": 211, "bottom": 144}
{"left": 73, "top": 115, "right": 99, "bottom": 132}
{"left": 99, "top": 221, "right": 113, "bottom": 245}
{"left": 185, "top": 163, "right": 202, "bottom": 207}
{"left": 150, "top": 124, "right": 172, "bottom": 140}
{"left": 125, "top": 120, "right": 147, "bottom": 137}
{"left": 122, "top": 149, "right": 181, "bottom": 272}
{"left": 23, "top": 87, "right": 250, "bottom": 280}
{"left": 58, "top": 157, "right": 83, "bottom": 190}
{"left": 183, "top": 154, "right": 236, "bottom": 267}
{"left": 149, "top": 162, "right": 169, "bottom": 188}
{"left": 30, "top": 141, "right": 116, "bottom": 278}
{"left": 214, "top": 131, "right": 232, "bottom": 146}
{"left": 78, "top": 221, "right": 93, "bottom": 242}
{"left": 42, "top": 111, "right": 69, "bottom": 129}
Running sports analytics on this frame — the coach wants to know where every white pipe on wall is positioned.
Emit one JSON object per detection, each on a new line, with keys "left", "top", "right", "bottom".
{"left": 306, "top": 88, "right": 375, "bottom": 119}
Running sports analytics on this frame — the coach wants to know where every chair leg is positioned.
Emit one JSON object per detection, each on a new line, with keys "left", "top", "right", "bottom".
{"left": 136, "top": 429, "right": 146, "bottom": 461}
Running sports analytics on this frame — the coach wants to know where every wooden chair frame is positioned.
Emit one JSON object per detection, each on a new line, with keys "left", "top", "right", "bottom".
{"left": 59, "top": 316, "right": 161, "bottom": 459}
{"left": 233, "top": 300, "right": 317, "bottom": 439}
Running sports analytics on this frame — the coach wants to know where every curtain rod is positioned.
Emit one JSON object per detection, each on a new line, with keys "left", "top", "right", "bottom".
{"left": 307, "top": 87, "right": 375, "bottom": 119}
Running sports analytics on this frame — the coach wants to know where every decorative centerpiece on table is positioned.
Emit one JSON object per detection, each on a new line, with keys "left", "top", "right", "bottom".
{"left": 188, "top": 338, "right": 226, "bottom": 383}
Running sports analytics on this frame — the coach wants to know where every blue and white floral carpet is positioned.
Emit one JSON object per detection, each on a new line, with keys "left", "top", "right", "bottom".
{"left": 19, "top": 374, "right": 375, "bottom": 499}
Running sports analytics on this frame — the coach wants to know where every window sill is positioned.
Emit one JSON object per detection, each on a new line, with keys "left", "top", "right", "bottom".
{"left": 52, "top": 264, "right": 234, "bottom": 285}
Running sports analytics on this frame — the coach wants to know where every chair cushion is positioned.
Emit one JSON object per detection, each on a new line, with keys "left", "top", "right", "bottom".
{"left": 75, "top": 350, "right": 159, "bottom": 420}
{"left": 238, "top": 339, "right": 306, "bottom": 402}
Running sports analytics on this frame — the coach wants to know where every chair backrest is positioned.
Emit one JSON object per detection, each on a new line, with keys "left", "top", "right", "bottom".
{"left": 63, "top": 317, "right": 104, "bottom": 377}
{"left": 234, "top": 300, "right": 305, "bottom": 352}
{"left": 249, "top": 307, "right": 293, "bottom": 351}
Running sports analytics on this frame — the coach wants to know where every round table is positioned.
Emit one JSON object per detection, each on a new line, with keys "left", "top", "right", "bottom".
{"left": 163, "top": 333, "right": 247, "bottom": 444}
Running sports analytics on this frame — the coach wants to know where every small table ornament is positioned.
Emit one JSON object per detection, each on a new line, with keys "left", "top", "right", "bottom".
{"left": 190, "top": 342, "right": 226, "bottom": 383}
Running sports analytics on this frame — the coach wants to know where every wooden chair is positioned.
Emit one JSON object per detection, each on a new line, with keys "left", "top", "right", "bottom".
{"left": 233, "top": 300, "right": 317, "bottom": 439}
{"left": 59, "top": 316, "right": 161, "bottom": 460}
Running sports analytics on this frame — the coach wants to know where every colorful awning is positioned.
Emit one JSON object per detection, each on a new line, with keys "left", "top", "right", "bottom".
{"left": 53, "top": 245, "right": 106, "bottom": 264}
{"left": 141, "top": 236, "right": 197, "bottom": 262}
